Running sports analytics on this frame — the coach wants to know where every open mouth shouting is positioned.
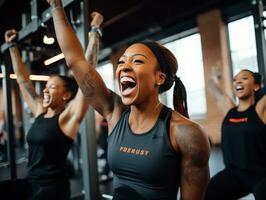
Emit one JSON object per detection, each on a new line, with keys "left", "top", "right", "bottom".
{"left": 43, "top": 94, "right": 50, "bottom": 105}
{"left": 120, "top": 76, "right": 137, "bottom": 96}
{"left": 235, "top": 85, "right": 244, "bottom": 93}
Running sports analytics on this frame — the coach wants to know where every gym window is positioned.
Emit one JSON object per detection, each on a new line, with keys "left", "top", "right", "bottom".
{"left": 228, "top": 16, "right": 259, "bottom": 75}
{"left": 164, "top": 33, "right": 207, "bottom": 119}
{"left": 96, "top": 63, "right": 116, "bottom": 92}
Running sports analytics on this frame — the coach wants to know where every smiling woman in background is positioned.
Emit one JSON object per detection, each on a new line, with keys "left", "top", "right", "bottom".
{"left": 205, "top": 69, "right": 266, "bottom": 200}
{"left": 0, "top": 11, "right": 103, "bottom": 200}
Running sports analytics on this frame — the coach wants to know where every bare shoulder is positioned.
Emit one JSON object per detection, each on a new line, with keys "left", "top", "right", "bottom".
{"left": 256, "top": 93, "right": 266, "bottom": 108}
{"left": 256, "top": 93, "right": 266, "bottom": 123}
{"left": 170, "top": 112, "right": 210, "bottom": 199}
{"left": 170, "top": 111, "right": 210, "bottom": 166}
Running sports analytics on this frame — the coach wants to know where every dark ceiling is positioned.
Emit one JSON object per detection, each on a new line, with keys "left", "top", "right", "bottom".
{"left": 0, "top": 0, "right": 256, "bottom": 73}
{"left": 0, "top": 0, "right": 246, "bottom": 45}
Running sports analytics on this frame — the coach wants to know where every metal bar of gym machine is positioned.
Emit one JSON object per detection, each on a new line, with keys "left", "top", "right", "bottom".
{"left": 1, "top": 63, "right": 16, "bottom": 179}
{"left": 251, "top": 0, "right": 266, "bottom": 87}
{"left": 0, "top": 0, "right": 77, "bottom": 53}
{"left": 73, "top": 1, "right": 100, "bottom": 199}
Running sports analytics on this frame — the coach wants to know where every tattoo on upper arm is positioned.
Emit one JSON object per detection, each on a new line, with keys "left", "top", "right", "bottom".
{"left": 20, "top": 80, "right": 38, "bottom": 99}
{"left": 181, "top": 154, "right": 208, "bottom": 187}
{"left": 86, "top": 33, "right": 99, "bottom": 67}
{"left": 185, "top": 142, "right": 208, "bottom": 168}
{"left": 80, "top": 72, "right": 96, "bottom": 98}
{"left": 80, "top": 33, "right": 100, "bottom": 98}
{"left": 177, "top": 124, "right": 209, "bottom": 186}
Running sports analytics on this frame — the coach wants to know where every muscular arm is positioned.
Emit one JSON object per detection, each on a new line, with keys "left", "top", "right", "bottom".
{"left": 175, "top": 122, "right": 210, "bottom": 200}
{"left": 6, "top": 37, "right": 43, "bottom": 116}
{"left": 256, "top": 93, "right": 266, "bottom": 124}
{"left": 48, "top": 0, "right": 118, "bottom": 119}
{"left": 61, "top": 15, "right": 102, "bottom": 139}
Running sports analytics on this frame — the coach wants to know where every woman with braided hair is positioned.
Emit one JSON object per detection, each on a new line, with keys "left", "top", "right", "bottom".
{"left": 47, "top": 0, "right": 210, "bottom": 199}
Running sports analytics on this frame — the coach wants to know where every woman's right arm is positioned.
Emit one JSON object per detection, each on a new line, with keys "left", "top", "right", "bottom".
{"left": 47, "top": 0, "right": 121, "bottom": 120}
{"left": 208, "top": 67, "right": 235, "bottom": 115}
{"left": 4, "top": 30, "right": 44, "bottom": 117}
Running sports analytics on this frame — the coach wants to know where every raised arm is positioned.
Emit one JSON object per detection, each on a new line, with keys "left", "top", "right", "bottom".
{"left": 47, "top": 0, "right": 119, "bottom": 120}
{"left": 174, "top": 120, "right": 210, "bottom": 200}
{"left": 4, "top": 29, "right": 44, "bottom": 117}
{"left": 256, "top": 92, "right": 266, "bottom": 124}
{"left": 85, "top": 12, "right": 103, "bottom": 62}
{"left": 60, "top": 12, "right": 104, "bottom": 139}
{"left": 261, "top": 94, "right": 266, "bottom": 123}
{"left": 208, "top": 67, "right": 235, "bottom": 115}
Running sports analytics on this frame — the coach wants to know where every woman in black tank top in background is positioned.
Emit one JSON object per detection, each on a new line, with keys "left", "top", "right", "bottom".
{"left": 205, "top": 69, "right": 266, "bottom": 200}
{"left": 0, "top": 12, "right": 103, "bottom": 200}
{"left": 47, "top": 0, "right": 211, "bottom": 199}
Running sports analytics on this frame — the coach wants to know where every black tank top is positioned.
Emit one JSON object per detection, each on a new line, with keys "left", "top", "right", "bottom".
{"left": 108, "top": 106, "right": 181, "bottom": 200}
{"left": 26, "top": 113, "right": 73, "bottom": 184}
{"left": 222, "top": 104, "right": 266, "bottom": 172}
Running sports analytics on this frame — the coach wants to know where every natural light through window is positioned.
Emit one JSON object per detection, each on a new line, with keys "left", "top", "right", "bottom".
{"left": 164, "top": 33, "right": 206, "bottom": 118}
{"left": 96, "top": 62, "right": 115, "bottom": 91}
{"left": 228, "top": 16, "right": 258, "bottom": 75}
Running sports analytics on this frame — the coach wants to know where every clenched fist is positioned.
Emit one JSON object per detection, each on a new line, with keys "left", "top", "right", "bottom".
{"left": 91, "top": 12, "right": 104, "bottom": 28}
{"left": 47, "top": 0, "right": 62, "bottom": 8}
{"left": 5, "top": 29, "right": 17, "bottom": 43}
